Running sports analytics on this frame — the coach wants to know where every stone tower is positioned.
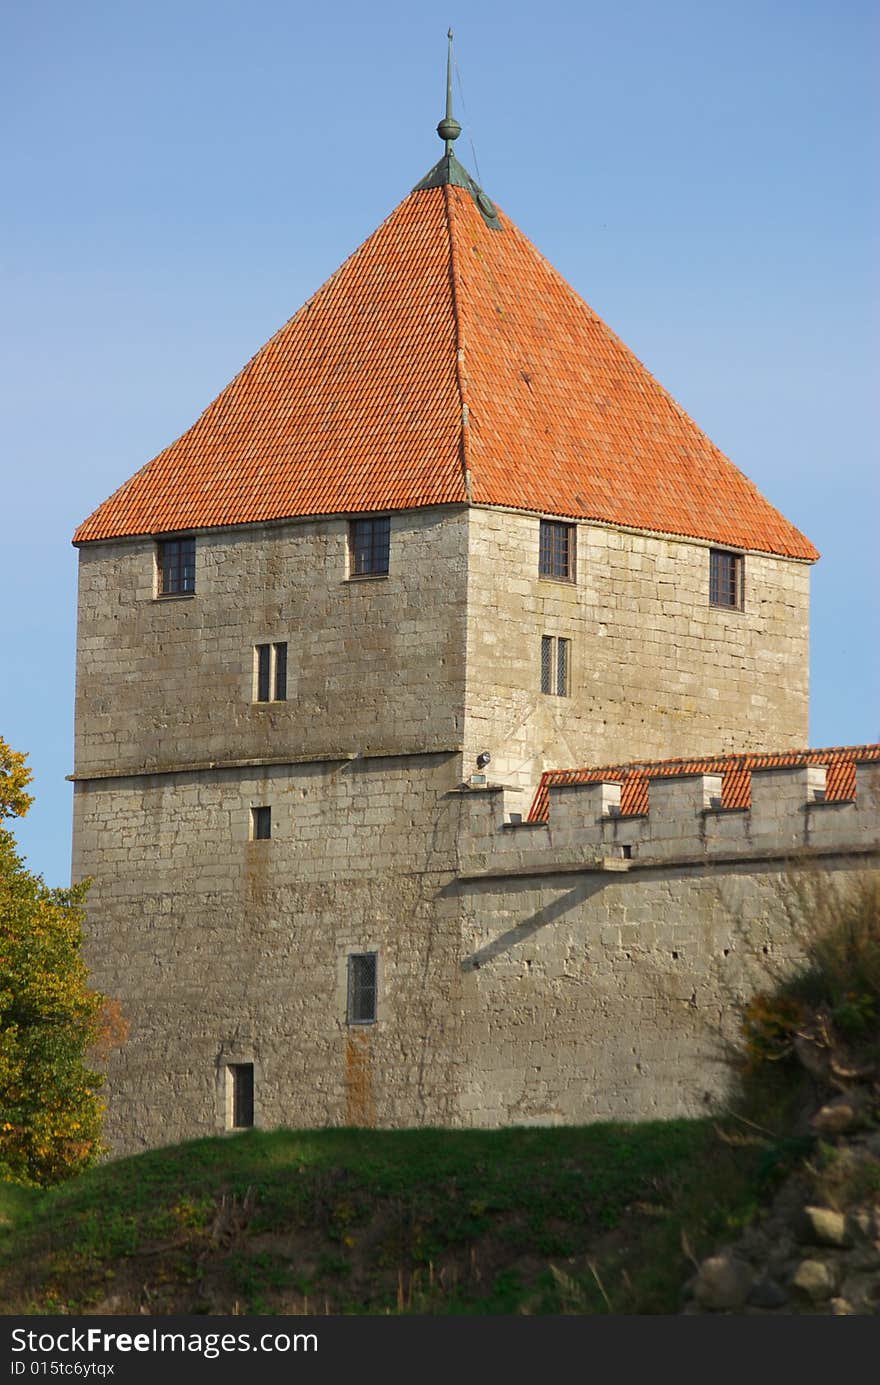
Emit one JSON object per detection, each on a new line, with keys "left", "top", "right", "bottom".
{"left": 71, "top": 66, "right": 822, "bottom": 1152}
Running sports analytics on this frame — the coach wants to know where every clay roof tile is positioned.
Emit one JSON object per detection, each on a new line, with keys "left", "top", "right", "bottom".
{"left": 528, "top": 745, "right": 880, "bottom": 822}
{"left": 74, "top": 163, "right": 818, "bottom": 562}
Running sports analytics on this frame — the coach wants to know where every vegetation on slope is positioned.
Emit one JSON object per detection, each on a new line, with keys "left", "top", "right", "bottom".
{"left": 0, "top": 738, "right": 124, "bottom": 1187}
{"left": 0, "top": 870, "right": 875, "bottom": 1316}
{"left": 0, "top": 1117, "right": 798, "bottom": 1315}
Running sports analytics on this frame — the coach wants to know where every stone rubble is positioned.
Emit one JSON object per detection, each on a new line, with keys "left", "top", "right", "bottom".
{"left": 683, "top": 1084, "right": 880, "bottom": 1315}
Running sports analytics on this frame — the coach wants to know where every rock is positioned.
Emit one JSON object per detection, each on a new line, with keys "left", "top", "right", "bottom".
{"left": 739, "top": 1225, "right": 772, "bottom": 1257}
{"left": 693, "top": 1253, "right": 754, "bottom": 1311}
{"left": 747, "top": 1276, "right": 788, "bottom": 1309}
{"left": 859, "top": 1131, "right": 880, "bottom": 1159}
{"left": 790, "top": 1259, "right": 838, "bottom": 1301}
{"left": 850, "top": 1207, "right": 880, "bottom": 1242}
{"left": 840, "top": 1271, "right": 880, "bottom": 1312}
{"left": 811, "top": 1090, "right": 871, "bottom": 1135}
{"left": 802, "top": 1205, "right": 852, "bottom": 1248}
{"left": 830, "top": 1297, "right": 855, "bottom": 1315}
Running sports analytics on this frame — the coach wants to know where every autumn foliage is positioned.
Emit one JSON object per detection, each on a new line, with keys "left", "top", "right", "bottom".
{"left": 0, "top": 737, "right": 121, "bottom": 1185}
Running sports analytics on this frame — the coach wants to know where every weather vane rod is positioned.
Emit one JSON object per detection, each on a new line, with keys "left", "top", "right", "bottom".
{"left": 436, "top": 27, "right": 462, "bottom": 155}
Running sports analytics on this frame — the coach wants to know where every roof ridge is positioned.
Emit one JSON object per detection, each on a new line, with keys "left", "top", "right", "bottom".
{"left": 73, "top": 174, "right": 819, "bottom": 557}
{"left": 495, "top": 213, "right": 819, "bottom": 561}
{"left": 443, "top": 183, "right": 473, "bottom": 503}
{"left": 74, "top": 185, "right": 469, "bottom": 543}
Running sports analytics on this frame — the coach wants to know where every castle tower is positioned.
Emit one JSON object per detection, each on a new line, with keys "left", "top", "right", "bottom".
{"left": 72, "top": 44, "right": 821, "bottom": 1150}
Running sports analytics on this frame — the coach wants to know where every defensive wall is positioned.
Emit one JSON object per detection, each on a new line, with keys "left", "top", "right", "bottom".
{"left": 77, "top": 752, "right": 880, "bottom": 1151}
{"left": 451, "top": 759, "right": 880, "bottom": 1127}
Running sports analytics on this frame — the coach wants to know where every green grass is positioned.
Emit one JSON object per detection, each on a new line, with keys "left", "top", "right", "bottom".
{"left": 0, "top": 1118, "right": 803, "bottom": 1315}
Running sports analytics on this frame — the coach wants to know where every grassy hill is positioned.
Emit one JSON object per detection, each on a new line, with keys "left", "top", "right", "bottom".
{"left": 3, "top": 874, "right": 875, "bottom": 1316}
{"left": 0, "top": 1118, "right": 795, "bottom": 1315}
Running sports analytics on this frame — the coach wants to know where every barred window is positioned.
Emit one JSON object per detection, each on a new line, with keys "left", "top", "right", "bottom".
{"left": 273, "top": 642, "right": 287, "bottom": 701}
{"left": 251, "top": 806, "right": 272, "bottom": 840}
{"left": 349, "top": 517, "right": 391, "bottom": 577}
{"left": 556, "top": 637, "right": 570, "bottom": 697}
{"left": 541, "top": 636, "right": 571, "bottom": 696}
{"left": 541, "top": 635, "right": 553, "bottom": 694}
{"left": 228, "top": 1064, "right": 254, "bottom": 1129}
{"left": 347, "top": 952, "right": 378, "bottom": 1024}
{"left": 539, "top": 520, "right": 576, "bottom": 581}
{"left": 254, "top": 643, "right": 287, "bottom": 702}
{"left": 157, "top": 537, "right": 196, "bottom": 595}
{"left": 256, "top": 644, "right": 271, "bottom": 702}
{"left": 709, "top": 549, "right": 743, "bottom": 609}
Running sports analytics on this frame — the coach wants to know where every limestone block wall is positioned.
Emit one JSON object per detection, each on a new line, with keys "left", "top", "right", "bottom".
{"left": 463, "top": 507, "right": 811, "bottom": 795}
{"left": 77, "top": 749, "right": 879, "bottom": 1154}
{"left": 453, "top": 761, "right": 879, "bottom": 1126}
{"left": 74, "top": 753, "right": 466, "bottom": 1155}
{"left": 455, "top": 860, "right": 839, "bottom": 1127}
{"left": 73, "top": 505, "right": 470, "bottom": 778}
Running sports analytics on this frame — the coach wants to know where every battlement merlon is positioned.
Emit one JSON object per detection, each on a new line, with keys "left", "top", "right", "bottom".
{"left": 455, "top": 760, "right": 880, "bottom": 879}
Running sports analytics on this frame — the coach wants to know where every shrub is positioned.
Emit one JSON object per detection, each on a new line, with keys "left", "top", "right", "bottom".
{"left": 737, "top": 869, "right": 880, "bottom": 1109}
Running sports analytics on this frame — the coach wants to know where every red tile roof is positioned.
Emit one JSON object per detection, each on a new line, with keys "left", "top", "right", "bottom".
{"left": 74, "top": 177, "right": 817, "bottom": 561}
{"left": 528, "top": 745, "right": 880, "bottom": 823}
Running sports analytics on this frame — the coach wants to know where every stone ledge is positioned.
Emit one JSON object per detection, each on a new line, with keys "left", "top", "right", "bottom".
{"left": 457, "top": 841, "right": 879, "bottom": 882}
{"left": 70, "top": 746, "right": 461, "bottom": 783}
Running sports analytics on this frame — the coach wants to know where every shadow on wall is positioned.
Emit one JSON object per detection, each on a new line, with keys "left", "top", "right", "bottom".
{"left": 455, "top": 877, "right": 610, "bottom": 972}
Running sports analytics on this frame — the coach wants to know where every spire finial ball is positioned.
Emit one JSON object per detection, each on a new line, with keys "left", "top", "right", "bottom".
{"left": 437, "top": 115, "right": 462, "bottom": 143}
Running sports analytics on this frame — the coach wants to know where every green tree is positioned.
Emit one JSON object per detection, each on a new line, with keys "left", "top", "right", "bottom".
{"left": 0, "top": 737, "right": 117, "bottom": 1185}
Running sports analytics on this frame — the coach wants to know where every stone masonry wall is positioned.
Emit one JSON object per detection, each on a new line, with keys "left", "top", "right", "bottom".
{"left": 74, "top": 753, "right": 467, "bottom": 1155}
{"left": 452, "top": 762, "right": 880, "bottom": 1127}
{"left": 73, "top": 506, "right": 470, "bottom": 778}
{"left": 72, "top": 503, "right": 829, "bottom": 1155}
{"left": 463, "top": 507, "right": 811, "bottom": 798}
{"left": 75, "top": 749, "right": 878, "bottom": 1153}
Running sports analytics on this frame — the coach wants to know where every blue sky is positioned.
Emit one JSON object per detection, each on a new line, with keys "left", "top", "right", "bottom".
{"left": 3, "top": 0, "right": 878, "bottom": 886}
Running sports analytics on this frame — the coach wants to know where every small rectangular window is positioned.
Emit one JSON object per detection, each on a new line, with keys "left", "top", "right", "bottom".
{"left": 251, "top": 806, "right": 271, "bottom": 840}
{"left": 228, "top": 1064, "right": 254, "bottom": 1129}
{"left": 254, "top": 643, "right": 288, "bottom": 702}
{"left": 157, "top": 537, "right": 196, "bottom": 595}
{"left": 709, "top": 549, "right": 743, "bottom": 609}
{"left": 557, "top": 637, "right": 570, "bottom": 696}
{"left": 541, "top": 635, "right": 571, "bottom": 697}
{"left": 273, "top": 642, "right": 287, "bottom": 701}
{"left": 541, "top": 635, "right": 553, "bottom": 694}
{"left": 347, "top": 952, "right": 378, "bottom": 1024}
{"left": 349, "top": 516, "right": 391, "bottom": 577}
{"left": 539, "top": 520, "right": 576, "bottom": 581}
{"left": 255, "top": 644, "right": 271, "bottom": 702}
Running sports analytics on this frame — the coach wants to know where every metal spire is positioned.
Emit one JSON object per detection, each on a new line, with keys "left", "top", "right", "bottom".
{"left": 436, "top": 28, "right": 462, "bottom": 154}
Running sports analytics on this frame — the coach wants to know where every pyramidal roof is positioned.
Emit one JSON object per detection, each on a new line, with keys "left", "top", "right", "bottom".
{"left": 73, "top": 150, "right": 818, "bottom": 560}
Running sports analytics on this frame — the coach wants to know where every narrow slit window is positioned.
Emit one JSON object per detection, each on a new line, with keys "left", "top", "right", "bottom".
{"left": 255, "top": 644, "right": 271, "bottom": 702}
{"left": 228, "top": 1064, "right": 254, "bottom": 1129}
{"left": 251, "top": 806, "right": 271, "bottom": 840}
{"left": 273, "top": 642, "right": 287, "bottom": 701}
{"left": 541, "top": 636, "right": 571, "bottom": 697}
{"left": 347, "top": 952, "right": 378, "bottom": 1024}
{"left": 557, "top": 637, "right": 570, "bottom": 697}
{"left": 541, "top": 635, "right": 553, "bottom": 695}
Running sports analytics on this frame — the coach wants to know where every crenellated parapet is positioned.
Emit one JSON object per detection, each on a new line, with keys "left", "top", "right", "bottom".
{"left": 456, "top": 759, "right": 880, "bottom": 879}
